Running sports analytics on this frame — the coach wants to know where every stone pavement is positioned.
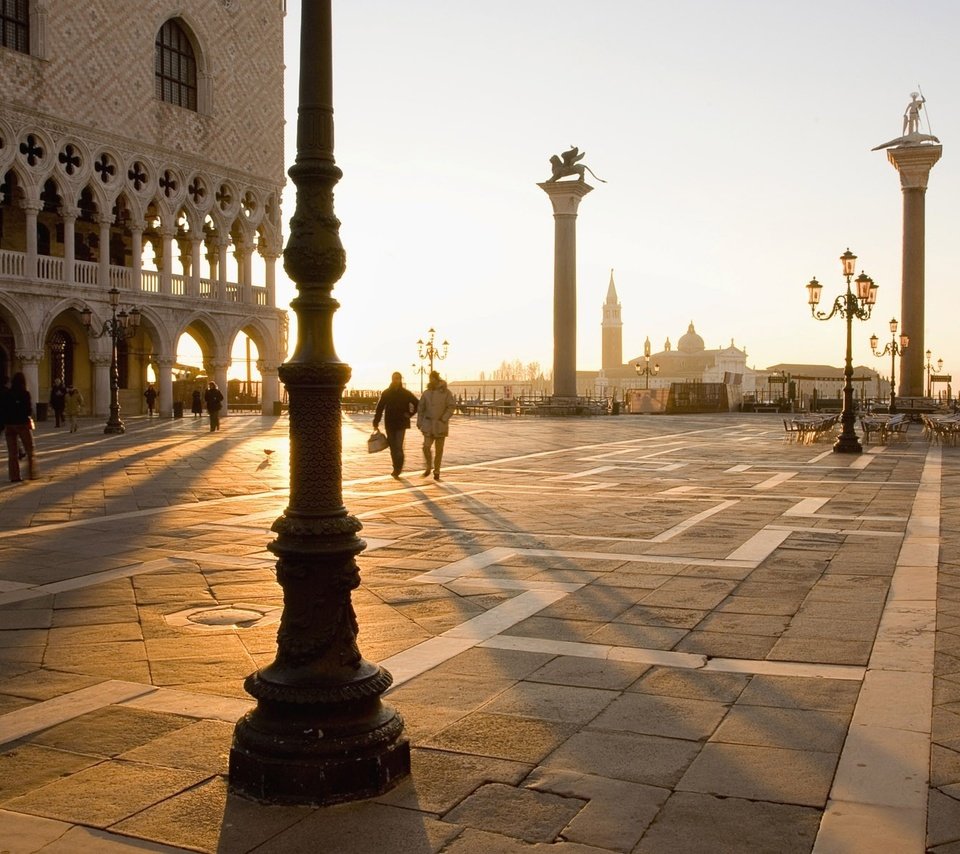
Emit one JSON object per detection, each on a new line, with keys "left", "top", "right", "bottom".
{"left": 0, "top": 411, "right": 957, "bottom": 853}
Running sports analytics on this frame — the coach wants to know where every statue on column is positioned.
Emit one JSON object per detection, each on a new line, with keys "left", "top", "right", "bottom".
{"left": 872, "top": 90, "right": 940, "bottom": 150}
{"left": 547, "top": 146, "right": 607, "bottom": 183}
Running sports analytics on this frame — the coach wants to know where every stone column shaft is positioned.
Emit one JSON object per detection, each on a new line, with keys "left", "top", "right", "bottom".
{"left": 538, "top": 181, "right": 593, "bottom": 400}
{"left": 886, "top": 144, "right": 941, "bottom": 397}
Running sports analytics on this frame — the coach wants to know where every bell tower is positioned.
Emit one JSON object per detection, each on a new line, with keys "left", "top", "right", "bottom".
{"left": 601, "top": 269, "right": 623, "bottom": 372}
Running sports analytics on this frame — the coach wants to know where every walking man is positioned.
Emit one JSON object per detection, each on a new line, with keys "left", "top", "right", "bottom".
{"left": 204, "top": 381, "right": 224, "bottom": 432}
{"left": 417, "top": 370, "right": 456, "bottom": 481}
{"left": 144, "top": 384, "right": 158, "bottom": 417}
{"left": 49, "top": 380, "right": 66, "bottom": 428}
{"left": 373, "top": 372, "right": 419, "bottom": 479}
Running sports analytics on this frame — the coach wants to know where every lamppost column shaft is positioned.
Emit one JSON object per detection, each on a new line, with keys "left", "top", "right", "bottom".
{"left": 833, "top": 287, "right": 863, "bottom": 453}
{"left": 229, "top": 0, "right": 409, "bottom": 805}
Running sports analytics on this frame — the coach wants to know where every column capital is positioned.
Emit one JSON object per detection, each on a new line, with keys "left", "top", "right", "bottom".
{"left": 537, "top": 180, "right": 594, "bottom": 216}
{"left": 17, "top": 350, "right": 44, "bottom": 365}
{"left": 155, "top": 356, "right": 176, "bottom": 369}
{"left": 887, "top": 144, "right": 942, "bottom": 190}
{"left": 90, "top": 353, "right": 112, "bottom": 367}
{"left": 257, "top": 360, "right": 281, "bottom": 374}
{"left": 60, "top": 205, "right": 80, "bottom": 221}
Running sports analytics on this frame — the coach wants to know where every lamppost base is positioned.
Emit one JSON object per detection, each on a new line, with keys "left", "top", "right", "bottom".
{"left": 104, "top": 423, "right": 125, "bottom": 434}
{"left": 229, "top": 669, "right": 410, "bottom": 805}
{"left": 832, "top": 433, "right": 863, "bottom": 454}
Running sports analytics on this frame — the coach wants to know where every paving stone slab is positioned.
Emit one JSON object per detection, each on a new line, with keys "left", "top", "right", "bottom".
{"left": 711, "top": 705, "right": 849, "bottom": 752}
{"left": 2, "top": 760, "right": 208, "bottom": 827}
{"left": 542, "top": 730, "right": 701, "bottom": 788}
{"left": 424, "top": 712, "right": 578, "bottom": 765}
{"left": 375, "top": 748, "right": 529, "bottom": 814}
{"left": 589, "top": 692, "right": 729, "bottom": 741}
{"left": 443, "top": 781, "right": 584, "bottom": 843}
{"left": 628, "top": 667, "right": 749, "bottom": 703}
{"left": 525, "top": 655, "right": 650, "bottom": 690}
{"left": 249, "top": 800, "right": 460, "bottom": 854}
{"left": 676, "top": 742, "right": 836, "bottom": 807}
{"left": 634, "top": 791, "right": 820, "bottom": 854}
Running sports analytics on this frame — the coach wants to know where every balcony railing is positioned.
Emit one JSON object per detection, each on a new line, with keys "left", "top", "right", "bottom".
{"left": 0, "top": 249, "right": 271, "bottom": 307}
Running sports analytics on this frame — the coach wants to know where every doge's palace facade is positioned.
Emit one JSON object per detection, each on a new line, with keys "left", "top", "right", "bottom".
{"left": 0, "top": 0, "right": 287, "bottom": 416}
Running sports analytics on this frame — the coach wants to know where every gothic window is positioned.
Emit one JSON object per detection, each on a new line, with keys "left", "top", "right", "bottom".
{"left": 155, "top": 19, "right": 197, "bottom": 110}
{"left": 48, "top": 329, "right": 73, "bottom": 386}
{"left": 1, "top": 0, "right": 28, "bottom": 54}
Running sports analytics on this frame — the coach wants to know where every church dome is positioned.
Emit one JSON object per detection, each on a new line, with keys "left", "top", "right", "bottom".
{"left": 677, "top": 321, "right": 705, "bottom": 353}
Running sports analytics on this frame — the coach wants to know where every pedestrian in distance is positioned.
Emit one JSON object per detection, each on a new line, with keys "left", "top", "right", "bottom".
{"left": 64, "top": 384, "right": 84, "bottom": 433}
{"left": 204, "top": 381, "right": 224, "bottom": 432}
{"left": 417, "top": 370, "right": 456, "bottom": 481}
{"left": 191, "top": 388, "right": 203, "bottom": 418}
{"left": 144, "top": 385, "right": 158, "bottom": 417}
{"left": 373, "top": 371, "right": 419, "bottom": 479}
{"left": 2, "top": 372, "right": 37, "bottom": 482}
{"left": 49, "top": 379, "right": 66, "bottom": 428}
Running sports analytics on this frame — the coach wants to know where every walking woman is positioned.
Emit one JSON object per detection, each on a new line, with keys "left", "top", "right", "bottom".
{"left": 2, "top": 373, "right": 37, "bottom": 482}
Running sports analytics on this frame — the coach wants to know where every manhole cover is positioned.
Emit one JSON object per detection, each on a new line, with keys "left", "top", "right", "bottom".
{"left": 188, "top": 607, "right": 264, "bottom": 627}
{"left": 164, "top": 603, "right": 281, "bottom": 631}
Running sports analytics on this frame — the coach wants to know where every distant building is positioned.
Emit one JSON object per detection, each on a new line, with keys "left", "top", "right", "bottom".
{"left": 601, "top": 269, "right": 622, "bottom": 373}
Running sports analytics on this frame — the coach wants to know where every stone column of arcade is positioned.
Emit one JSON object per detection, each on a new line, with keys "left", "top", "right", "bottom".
{"left": 537, "top": 180, "right": 593, "bottom": 401}
{"left": 228, "top": 0, "right": 410, "bottom": 804}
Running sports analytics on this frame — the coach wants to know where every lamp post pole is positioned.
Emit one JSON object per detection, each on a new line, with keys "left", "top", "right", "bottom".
{"left": 870, "top": 319, "right": 908, "bottom": 414}
{"left": 411, "top": 362, "right": 426, "bottom": 394}
{"left": 81, "top": 287, "right": 141, "bottom": 434}
{"left": 229, "top": 0, "right": 409, "bottom": 805}
{"left": 634, "top": 339, "right": 660, "bottom": 390}
{"left": 806, "top": 248, "right": 879, "bottom": 454}
{"left": 417, "top": 327, "right": 448, "bottom": 375}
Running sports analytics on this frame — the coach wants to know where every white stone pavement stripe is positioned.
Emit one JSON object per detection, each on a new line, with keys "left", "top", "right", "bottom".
{"left": 480, "top": 635, "right": 865, "bottom": 681}
{"left": 0, "top": 681, "right": 156, "bottom": 745}
{"left": 814, "top": 446, "right": 940, "bottom": 854}
{"left": 381, "top": 590, "right": 569, "bottom": 688}
{"left": 548, "top": 466, "right": 618, "bottom": 481}
{"left": 752, "top": 471, "right": 797, "bottom": 490}
{"left": 648, "top": 499, "right": 740, "bottom": 543}
{"left": 0, "top": 557, "right": 196, "bottom": 605}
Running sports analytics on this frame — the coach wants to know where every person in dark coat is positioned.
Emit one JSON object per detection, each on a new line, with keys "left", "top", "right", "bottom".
{"left": 191, "top": 388, "right": 203, "bottom": 417}
{"left": 49, "top": 380, "right": 66, "bottom": 427}
{"left": 204, "top": 381, "right": 224, "bottom": 432}
{"left": 373, "top": 372, "right": 419, "bottom": 479}
{"left": 143, "top": 385, "right": 158, "bottom": 417}
{"left": 3, "top": 373, "right": 37, "bottom": 482}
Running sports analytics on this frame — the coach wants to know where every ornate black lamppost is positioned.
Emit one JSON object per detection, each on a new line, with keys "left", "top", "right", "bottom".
{"left": 81, "top": 287, "right": 141, "bottom": 434}
{"left": 229, "top": 0, "right": 409, "bottom": 804}
{"left": 925, "top": 350, "right": 942, "bottom": 398}
{"left": 417, "top": 327, "right": 448, "bottom": 374}
{"left": 634, "top": 340, "right": 660, "bottom": 390}
{"left": 870, "top": 319, "right": 908, "bottom": 414}
{"left": 806, "top": 248, "right": 879, "bottom": 454}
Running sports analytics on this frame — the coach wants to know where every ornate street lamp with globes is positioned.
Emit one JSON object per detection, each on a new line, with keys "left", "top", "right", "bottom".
{"left": 634, "top": 339, "right": 660, "bottom": 389}
{"left": 870, "top": 319, "right": 908, "bottom": 414}
{"left": 81, "top": 287, "right": 141, "bottom": 434}
{"left": 417, "top": 327, "right": 448, "bottom": 374}
{"left": 806, "top": 248, "right": 878, "bottom": 454}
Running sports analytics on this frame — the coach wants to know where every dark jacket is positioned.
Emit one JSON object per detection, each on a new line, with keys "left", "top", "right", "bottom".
{"left": 204, "top": 387, "right": 224, "bottom": 412}
{"left": 374, "top": 383, "right": 419, "bottom": 432}
{"left": 2, "top": 388, "right": 33, "bottom": 426}
{"left": 50, "top": 384, "right": 67, "bottom": 412}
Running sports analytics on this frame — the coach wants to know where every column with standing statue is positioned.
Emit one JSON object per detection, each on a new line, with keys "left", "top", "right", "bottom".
{"left": 872, "top": 91, "right": 942, "bottom": 398}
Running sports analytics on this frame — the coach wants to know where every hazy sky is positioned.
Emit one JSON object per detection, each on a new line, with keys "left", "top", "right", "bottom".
{"left": 277, "top": 1, "right": 960, "bottom": 391}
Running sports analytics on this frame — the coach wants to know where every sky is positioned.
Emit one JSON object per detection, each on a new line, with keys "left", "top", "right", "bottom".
{"left": 275, "top": 0, "right": 960, "bottom": 392}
